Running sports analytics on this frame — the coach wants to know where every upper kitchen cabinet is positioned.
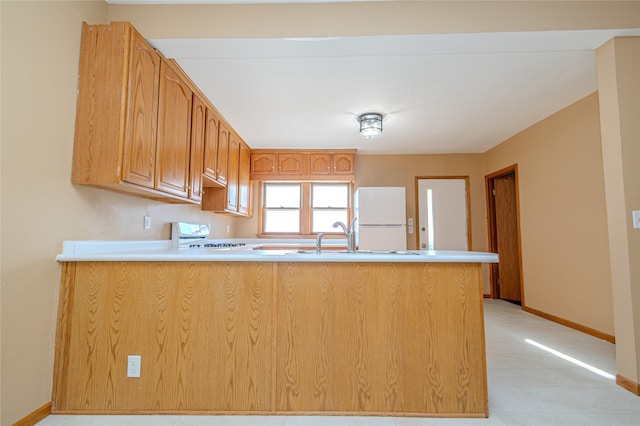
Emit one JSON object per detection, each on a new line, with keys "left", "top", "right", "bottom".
{"left": 120, "top": 25, "right": 160, "bottom": 189}
{"left": 202, "top": 135, "right": 252, "bottom": 217}
{"left": 250, "top": 150, "right": 356, "bottom": 181}
{"left": 310, "top": 152, "right": 355, "bottom": 176}
{"left": 309, "top": 153, "right": 332, "bottom": 176}
{"left": 203, "top": 115, "right": 229, "bottom": 187}
{"left": 189, "top": 95, "right": 206, "bottom": 203}
{"left": 72, "top": 22, "right": 196, "bottom": 203}
{"left": 155, "top": 60, "right": 193, "bottom": 199}
{"left": 250, "top": 152, "right": 276, "bottom": 176}
{"left": 71, "top": 21, "right": 251, "bottom": 209}
{"left": 250, "top": 152, "right": 303, "bottom": 177}
{"left": 72, "top": 22, "right": 160, "bottom": 194}
{"left": 226, "top": 135, "right": 241, "bottom": 213}
{"left": 238, "top": 142, "right": 252, "bottom": 216}
{"left": 278, "top": 153, "right": 304, "bottom": 175}
{"left": 332, "top": 152, "right": 355, "bottom": 176}
{"left": 217, "top": 123, "right": 230, "bottom": 186}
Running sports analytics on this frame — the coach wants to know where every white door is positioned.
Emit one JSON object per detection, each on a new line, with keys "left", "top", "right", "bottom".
{"left": 417, "top": 178, "right": 469, "bottom": 250}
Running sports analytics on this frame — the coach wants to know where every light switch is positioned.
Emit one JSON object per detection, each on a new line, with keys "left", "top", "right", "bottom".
{"left": 408, "top": 218, "right": 414, "bottom": 226}
{"left": 633, "top": 211, "right": 640, "bottom": 229}
{"left": 408, "top": 226, "right": 414, "bottom": 234}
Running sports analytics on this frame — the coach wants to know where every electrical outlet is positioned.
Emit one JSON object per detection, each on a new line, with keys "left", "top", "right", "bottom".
{"left": 226, "top": 225, "right": 231, "bottom": 233}
{"left": 143, "top": 215, "right": 151, "bottom": 230}
{"left": 408, "top": 226, "right": 414, "bottom": 234}
{"left": 633, "top": 211, "right": 640, "bottom": 229}
{"left": 408, "top": 218, "right": 414, "bottom": 226}
{"left": 127, "top": 355, "right": 141, "bottom": 378}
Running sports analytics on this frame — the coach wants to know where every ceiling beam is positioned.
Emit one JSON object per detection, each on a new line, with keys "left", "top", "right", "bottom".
{"left": 107, "top": 1, "right": 640, "bottom": 39}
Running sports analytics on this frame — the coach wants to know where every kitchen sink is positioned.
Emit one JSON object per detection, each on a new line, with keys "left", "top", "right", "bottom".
{"left": 293, "top": 249, "right": 417, "bottom": 255}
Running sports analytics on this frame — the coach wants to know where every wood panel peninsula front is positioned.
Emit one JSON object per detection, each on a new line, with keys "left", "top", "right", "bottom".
{"left": 53, "top": 243, "right": 498, "bottom": 417}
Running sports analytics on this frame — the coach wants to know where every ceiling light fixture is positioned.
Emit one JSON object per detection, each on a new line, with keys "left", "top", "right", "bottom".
{"left": 358, "top": 113, "right": 383, "bottom": 139}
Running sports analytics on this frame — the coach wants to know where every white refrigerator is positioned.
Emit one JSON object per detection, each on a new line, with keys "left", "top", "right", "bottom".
{"left": 354, "top": 187, "right": 407, "bottom": 250}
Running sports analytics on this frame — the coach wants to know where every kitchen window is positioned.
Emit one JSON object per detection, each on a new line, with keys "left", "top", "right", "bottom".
{"left": 263, "top": 183, "right": 301, "bottom": 233}
{"left": 260, "top": 182, "right": 352, "bottom": 236}
{"left": 311, "top": 183, "right": 349, "bottom": 232}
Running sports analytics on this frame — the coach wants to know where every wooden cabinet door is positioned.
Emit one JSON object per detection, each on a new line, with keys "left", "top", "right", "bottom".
{"left": 121, "top": 29, "right": 160, "bottom": 188}
{"left": 309, "top": 153, "right": 332, "bottom": 175}
{"left": 238, "top": 142, "right": 251, "bottom": 216}
{"left": 189, "top": 95, "right": 205, "bottom": 202}
{"left": 278, "top": 153, "right": 303, "bottom": 175}
{"left": 217, "top": 122, "right": 230, "bottom": 186}
{"left": 202, "top": 108, "right": 219, "bottom": 184}
{"left": 155, "top": 62, "right": 193, "bottom": 198}
{"left": 251, "top": 153, "right": 276, "bottom": 175}
{"left": 225, "top": 135, "right": 240, "bottom": 212}
{"left": 333, "top": 153, "right": 354, "bottom": 175}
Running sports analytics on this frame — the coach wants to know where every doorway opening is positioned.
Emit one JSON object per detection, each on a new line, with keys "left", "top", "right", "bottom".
{"left": 415, "top": 177, "right": 471, "bottom": 251}
{"left": 486, "top": 165, "right": 524, "bottom": 305}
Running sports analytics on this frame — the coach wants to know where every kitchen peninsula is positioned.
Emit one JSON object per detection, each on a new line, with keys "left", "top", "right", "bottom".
{"left": 53, "top": 241, "right": 497, "bottom": 417}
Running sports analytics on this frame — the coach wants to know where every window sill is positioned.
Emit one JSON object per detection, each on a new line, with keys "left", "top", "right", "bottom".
{"left": 256, "top": 233, "right": 344, "bottom": 239}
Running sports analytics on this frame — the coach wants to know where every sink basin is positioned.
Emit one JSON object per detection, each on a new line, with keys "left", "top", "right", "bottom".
{"left": 293, "top": 249, "right": 417, "bottom": 255}
{"left": 292, "top": 249, "right": 342, "bottom": 254}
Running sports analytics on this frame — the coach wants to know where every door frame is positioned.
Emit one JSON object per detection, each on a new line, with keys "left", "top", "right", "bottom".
{"left": 414, "top": 176, "right": 472, "bottom": 251}
{"left": 485, "top": 164, "right": 525, "bottom": 302}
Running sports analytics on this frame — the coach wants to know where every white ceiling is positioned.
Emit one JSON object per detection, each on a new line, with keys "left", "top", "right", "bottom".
{"left": 111, "top": 0, "right": 640, "bottom": 154}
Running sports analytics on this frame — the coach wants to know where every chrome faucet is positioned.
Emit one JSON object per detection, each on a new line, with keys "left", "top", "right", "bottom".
{"left": 332, "top": 218, "right": 357, "bottom": 253}
{"left": 316, "top": 232, "right": 325, "bottom": 253}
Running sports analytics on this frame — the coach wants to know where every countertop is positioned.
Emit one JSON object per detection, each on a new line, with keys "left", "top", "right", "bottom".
{"left": 57, "top": 239, "right": 499, "bottom": 263}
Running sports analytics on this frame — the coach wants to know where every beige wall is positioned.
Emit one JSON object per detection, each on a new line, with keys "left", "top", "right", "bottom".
{"left": 0, "top": 1, "right": 234, "bottom": 423}
{"left": 0, "top": 1, "right": 3, "bottom": 419}
{"left": 485, "top": 92, "right": 614, "bottom": 335}
{"left": 596, "top": 37, "right": 640, "bottom": 386}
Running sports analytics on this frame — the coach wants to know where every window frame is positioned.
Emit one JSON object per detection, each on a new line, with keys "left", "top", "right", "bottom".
{"left": 258, "top": 181, "right": 354, "bottom": 238}
{"left": 261, "top": 182, "right": 302, "bottom": 234}
{"left": 310, "top": 183, "right": 351, "bottom": 234}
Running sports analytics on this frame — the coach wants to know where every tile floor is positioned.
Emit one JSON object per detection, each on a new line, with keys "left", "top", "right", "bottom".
{"left": 38, "top": 299, "right": 639, "bottom": 426}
